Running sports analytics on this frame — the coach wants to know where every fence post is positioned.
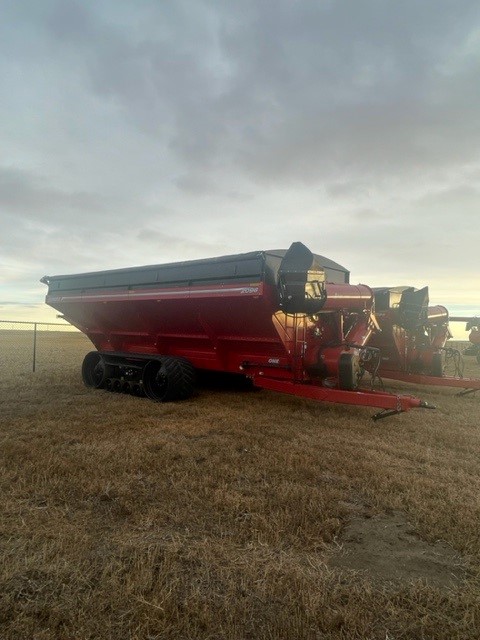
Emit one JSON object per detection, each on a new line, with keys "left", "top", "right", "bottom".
{"left": 33, "top": 323, "right": 37, "bottom": 372}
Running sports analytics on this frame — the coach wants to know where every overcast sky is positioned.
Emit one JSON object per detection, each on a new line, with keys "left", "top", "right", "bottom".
{"left": 1, "top": 0, "right": 479, "bottom": 335}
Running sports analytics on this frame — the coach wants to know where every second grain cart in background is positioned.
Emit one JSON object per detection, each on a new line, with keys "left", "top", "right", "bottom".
{"left": 366, "top": 288, "right": 480, "bottom": 395}
{"left": 42, "top": 242, "right": 432, "bottom": 419}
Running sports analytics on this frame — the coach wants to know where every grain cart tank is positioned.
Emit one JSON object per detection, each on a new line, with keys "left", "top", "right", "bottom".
{"left": 41, "top": 242, "right": 432, "bottom": 419}
{"left": 366, "top": 287, "right": 480, "bottom": 395}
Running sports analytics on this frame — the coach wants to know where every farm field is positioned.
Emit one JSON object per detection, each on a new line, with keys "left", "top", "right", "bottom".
{"left": 0, "top": 330, "right": 93, "bottom": 373}
{"left": 1, "top": 334, "right": 480, "bottom": 639}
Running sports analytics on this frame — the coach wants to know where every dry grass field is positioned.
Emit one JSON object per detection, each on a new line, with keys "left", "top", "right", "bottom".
{"left": 1, "top": 332, "right": 480, "bottom": 639}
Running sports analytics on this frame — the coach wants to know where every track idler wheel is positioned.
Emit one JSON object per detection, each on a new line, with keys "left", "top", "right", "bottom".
{"left": 142, "top": 357, "right": 195, "bottom": 402}
{"left": 82, "top": 352, "right": 111, "bottom": 388}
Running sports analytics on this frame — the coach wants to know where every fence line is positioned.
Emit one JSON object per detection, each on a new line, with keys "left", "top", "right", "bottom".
{"left": 0, "top": 319, "right": 473, "bottom": 376}
{"left": 0, "top": 319, "right": 88, "bottom": 374}
{"left": 0, "top": 319, "right": 74, "bottom": 328}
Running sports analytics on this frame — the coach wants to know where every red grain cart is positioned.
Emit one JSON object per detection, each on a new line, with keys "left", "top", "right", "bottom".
{"left": 42, "top": 242, "right": 432, "bottom": 419}
{"left": 366, "top": 287, "right": 480, "bottom": 395}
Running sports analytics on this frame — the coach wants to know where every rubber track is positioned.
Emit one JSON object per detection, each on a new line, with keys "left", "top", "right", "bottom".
{"left": 157, "top": 356, "right": 196, "bottom": 401}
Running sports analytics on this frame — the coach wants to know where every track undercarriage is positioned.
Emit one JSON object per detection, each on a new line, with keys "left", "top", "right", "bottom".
{"left": 82, "top": 351, "right": 196, "bottom": 402}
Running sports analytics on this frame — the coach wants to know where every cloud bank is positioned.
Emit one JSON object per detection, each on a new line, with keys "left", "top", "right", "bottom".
{"left": 1, "top": 0, "right": 479, "bottom": 324}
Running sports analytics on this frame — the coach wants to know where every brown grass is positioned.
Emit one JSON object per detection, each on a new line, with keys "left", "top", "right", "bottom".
{"left": 1, "top": 335, "right": 480, "bottom": 639}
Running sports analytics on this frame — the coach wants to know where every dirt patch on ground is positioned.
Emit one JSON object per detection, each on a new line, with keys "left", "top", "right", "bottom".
{"left": 328, "top": 508, "right": 467, "bottom": 589}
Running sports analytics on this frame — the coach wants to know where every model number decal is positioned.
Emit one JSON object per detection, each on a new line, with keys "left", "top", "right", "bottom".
{"left": 241, "top": 287, "right": 259, "bottom": 294}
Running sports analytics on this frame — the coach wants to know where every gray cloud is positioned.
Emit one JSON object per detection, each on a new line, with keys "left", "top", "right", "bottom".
{"left": 1, "top": 0, "right": 479, "bottom": 319}
{"left": 26, "top": 0, "right": 479, "bottom": 184}
{"left": 0, "top": 167, "right": 112, "bottom": 219}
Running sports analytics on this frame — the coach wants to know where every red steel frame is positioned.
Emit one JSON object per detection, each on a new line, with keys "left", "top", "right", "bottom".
{"left": 252, "top": 377, "right": 429, "bottom": 420}
{"left": 377, "top": 371, "right": 480, "bottom": 395}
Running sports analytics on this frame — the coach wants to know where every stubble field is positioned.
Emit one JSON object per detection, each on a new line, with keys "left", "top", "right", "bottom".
{"left": 1, "top": 332, "right": 480, "bottom": 639}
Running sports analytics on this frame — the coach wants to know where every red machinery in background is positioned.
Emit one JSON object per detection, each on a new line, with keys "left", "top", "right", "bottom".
{"left": 41, "top": 242, "right": 432, "bottom": 419}
{"left": 365, "top": 287, "right": 480, "bottom": 395}
{"left": 450, "top": 317, "right": 480, "bottom": 364}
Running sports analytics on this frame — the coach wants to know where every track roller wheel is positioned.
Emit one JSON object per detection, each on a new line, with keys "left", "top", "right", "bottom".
{"left": 131, "top": 383, "right": 144, "bottom": 397}
{"left": 142, "top": 357, "right": 195, "bottom": 402}
{"left": 82, "top": 352, "right": 112, "bottom": 388}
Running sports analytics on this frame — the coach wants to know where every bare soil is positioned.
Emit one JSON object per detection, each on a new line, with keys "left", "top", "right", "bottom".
{"left": 1, "top": 334, "right": 480, "bottom": 639}
{"left": 328, "top": 507, "right": 467, "bottom": 589}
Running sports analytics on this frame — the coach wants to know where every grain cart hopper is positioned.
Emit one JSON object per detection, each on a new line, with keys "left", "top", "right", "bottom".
{"left": 366, "top": 287, "right": 480, "bottom": 395}
{"left": 449, "top": 317, "right": 480, "bottom": 364}
{"left": 41, "top": 242, "right": 432, "bottom": 419}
